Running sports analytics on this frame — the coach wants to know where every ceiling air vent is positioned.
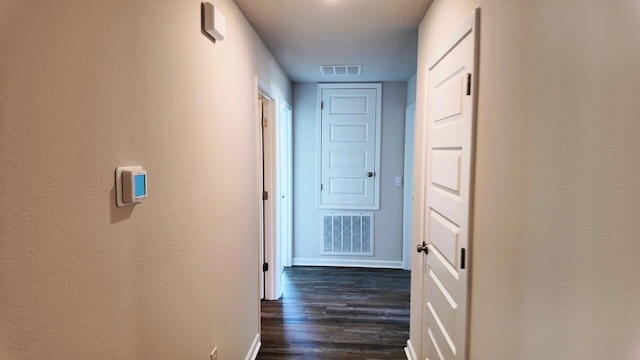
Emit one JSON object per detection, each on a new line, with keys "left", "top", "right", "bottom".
{"left": 320, "top": 65, "right": 362, "bottom": 76}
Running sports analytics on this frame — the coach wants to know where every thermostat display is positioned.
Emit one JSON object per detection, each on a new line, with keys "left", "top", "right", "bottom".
{"left": 115, "top": 166, "right": 147, "bottom": 207}
{"left": 134, "top": 173, "right": 146, "bottom": 198}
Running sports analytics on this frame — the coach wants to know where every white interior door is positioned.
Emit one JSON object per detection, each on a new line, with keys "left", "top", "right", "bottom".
{"left": 318, "top": 84, "right": 382, "bottom": 210}
{"left": 420, "top": 10, "right": 478, "bottom": 360}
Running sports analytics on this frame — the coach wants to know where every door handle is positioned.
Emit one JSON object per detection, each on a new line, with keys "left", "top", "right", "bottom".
{"left": 367, "top": 172, "right": 374, "bottom": 178}
{"left": 416, "top": 241, "right": 429, "bottom": 254}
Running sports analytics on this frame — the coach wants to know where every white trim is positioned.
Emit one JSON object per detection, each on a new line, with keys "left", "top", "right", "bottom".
{"left": 259, "top": 85, "right": 282, "bottom": 301}
{"left": 292, "top": 258, "right": 404, "bottom": 269}
{"left": 402, "top": 102, "right": 416, "bottom": 271}
{"left": 279, "top": 101, "right": 294, "bottom": 268}
{"left": 254, "top": 76, "right": 265, "bottom": 304}
{"left": 244, "top": 333, "right": 261, "bottom": 360}
{"left": 316, "top": 83, "right": 383, "bottom": 210}
{"left": 404, "top": 339, "right": 418, "bottom": 360}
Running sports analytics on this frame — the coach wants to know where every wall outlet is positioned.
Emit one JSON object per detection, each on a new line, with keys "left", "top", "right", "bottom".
{"left": 210, "top": 346, "right": 218, "bottom": 360}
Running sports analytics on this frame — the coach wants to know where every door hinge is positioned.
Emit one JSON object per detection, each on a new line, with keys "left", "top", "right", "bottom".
{"left": 263, "top": 262, "right": 269, "bottom": 272}
{"left": 320, "top": 183, "right": 323, "bottom": 191}
{"left": 262, "top": 118, "right": 268, "bottom": 128}
{"left": 321, "top": 101, "right": 324, "bottom": 110}
{"left": 460, "top": 248, "right": 466, "bottom": 269}
{"left": 466, "top": 73, "right": 472, "bottom": 96}
{"left": 262, "top": 191, "right": 268, "bottom": 200}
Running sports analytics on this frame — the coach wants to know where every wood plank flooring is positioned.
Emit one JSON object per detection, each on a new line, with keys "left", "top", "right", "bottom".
{"left": 257, "top": 266, "right": 410, "bottom": 360}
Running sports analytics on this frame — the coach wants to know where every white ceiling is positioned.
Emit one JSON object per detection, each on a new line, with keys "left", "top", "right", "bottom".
{"left": 233, "top": 0, "right": 432, "bottom": 83}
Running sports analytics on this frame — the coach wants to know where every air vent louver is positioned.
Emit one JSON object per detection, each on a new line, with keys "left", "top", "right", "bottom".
{"left": 319, "top": 65, "right": 362, "bottom": 76}
{"left": 322, "top": 212, "right": 373, "bottom": 255}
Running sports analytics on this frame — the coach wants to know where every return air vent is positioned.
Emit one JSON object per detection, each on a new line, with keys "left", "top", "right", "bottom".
{"left": 322, "top": 212, "right": 373, "bottom": 255}
{"left": 320, "top": 65, "right": 362, "bottom": 76}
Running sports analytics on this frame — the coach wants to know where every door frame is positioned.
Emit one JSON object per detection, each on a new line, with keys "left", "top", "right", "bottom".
{"left": 255, "top": 78, "right": 265, "bottom": 305}
{"left": 402, "top": 103, "right": 416, "bottom": 271}
{"left": 257, "top": 80, "right": 289, "bottom": 301}
{"left": 259, "top": 84, "right": 278, "bottom": 301}
{"left": 279, "top": 102, "right": 294, "bottom": 268}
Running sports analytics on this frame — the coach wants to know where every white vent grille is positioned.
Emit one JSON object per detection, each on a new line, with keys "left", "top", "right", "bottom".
{"left": 320, "top": 65, "right": 362, "bottom": 76}
{"left": 322, "top": 212, "right": 373, "bottom": 255}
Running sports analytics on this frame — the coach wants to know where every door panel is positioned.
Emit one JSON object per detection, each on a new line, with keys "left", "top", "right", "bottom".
{"left": 330, "top": 151, "right": 367, "bottom": 168}
{"left": 330, "top": 95, "right": 369, "bottom": 114}
{"left": 428, "top": 188, "right": 462, "bottom": 227}
{"left": 432, "top": 151, "right": 462, "bottom": 192}
{"left": 429, "top": 210, "right": 459, "bottom": 267}
{"left": 427, "top": 269, "right": 458, "bottom": 344}
{"left": 330, "top": 123, "right": 369, "bottom": 142}
{"left": 427, "top": 328, "right": 446, "bottom": 360}
{"left": 421, "top": 10, "right": 478, "bottom": 360}
{"left": 319, "top": 85, "right": 381, "bottom": 210}
{"left": 432, "top": 72, "right": 465, "bottom": 121}
{"left": 329, "top": 178, "right": 366, "bottom": 196}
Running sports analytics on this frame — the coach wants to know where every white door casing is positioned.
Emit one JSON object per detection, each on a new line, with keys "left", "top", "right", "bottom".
{"left": 259, "top": 85, "right": 283, "bottom": 301}
{"left": 259, "top": 91, "right": 276, "bottom": 300}
{"left": 279, "top": 102, "right": 293, "bottom": 268}
{"left": 403, "top": 103, "right": 416, "bottom": 271}
{"left": 420, "top": 9, "right": 479, "bottom": 360}
{"left": 317, "top": 83, "right": 382, "bottom": 210}
{"left": 256, "top": 93, "right": 265, "bottom": 302}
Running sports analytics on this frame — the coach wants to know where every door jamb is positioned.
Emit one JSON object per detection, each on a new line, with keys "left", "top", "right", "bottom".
{"left": 258, "top": 81, "right": 283, "bottom": 301}
{"left": 279, "top": 102, "right": 294, "bottom": 268}
{"left": 402, "top": 103, "right": 416, "bottom": 271}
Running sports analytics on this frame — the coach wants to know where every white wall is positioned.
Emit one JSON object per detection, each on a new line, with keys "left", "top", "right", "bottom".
{"left": 292, "top": 82, "right": 407, "bottom": 267}
{"left": 410, "top": 0, "right": 640, "bottom": 359}
{"left": 0, "top": 1, "right": 290, "bottom": 359}
{"left": 406, "top": 74, "right": 417, "bottom": 106}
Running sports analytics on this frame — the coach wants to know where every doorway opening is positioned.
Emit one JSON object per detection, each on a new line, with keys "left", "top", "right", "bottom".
{"left": 258, "top": 82, "right": 293, "bottom": 302}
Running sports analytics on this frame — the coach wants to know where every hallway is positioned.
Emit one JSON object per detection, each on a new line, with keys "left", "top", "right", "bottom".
{"left": 257, "top": 267, "right": 410, "bottom": 359}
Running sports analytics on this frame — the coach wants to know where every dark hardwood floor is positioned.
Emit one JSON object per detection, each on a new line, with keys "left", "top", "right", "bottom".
{"left": 257, "top": 266, "right": 410, "bottom": 360}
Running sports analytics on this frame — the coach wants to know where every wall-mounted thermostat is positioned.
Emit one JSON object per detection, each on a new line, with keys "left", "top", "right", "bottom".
{"left": 202, "top": 2, "right": 226, "bottom": 42}
{"left": 115, "top": 166, "right": 147, "bottom": 208}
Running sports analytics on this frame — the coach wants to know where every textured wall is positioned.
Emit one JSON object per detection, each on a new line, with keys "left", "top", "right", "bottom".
{"left": 410, "top": 0, "right": 640, "bottom": 359}
{"left": 292, "top": 82, "right": 407, "bottom": 266}
{"left": 0, "top": 1, "right": 290, "bottom": 359}
{"left": 406, "top": 74, "right": 417, "bottom": 106}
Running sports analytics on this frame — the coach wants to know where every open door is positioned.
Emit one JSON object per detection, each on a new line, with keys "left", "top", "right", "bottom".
{"left": 418, "top": 9, "right": 479, "bottom": 360}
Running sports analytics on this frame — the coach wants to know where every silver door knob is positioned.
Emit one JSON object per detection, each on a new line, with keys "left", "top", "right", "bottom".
{"left": 367, "top": 172, "right": 374, "bottom": 177}
{"left": 416, "top": 241, "right": 429, "bottom": 254}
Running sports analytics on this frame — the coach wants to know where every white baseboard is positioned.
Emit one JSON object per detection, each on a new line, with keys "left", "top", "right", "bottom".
{"left": 292, "top": 257, "right": 404, "bottom": 269}
{"left": 244, "top": 333, "right": 261, "bottom": 360}
{"left": 405, "top": 339, "right": 418, "bottom": 360}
